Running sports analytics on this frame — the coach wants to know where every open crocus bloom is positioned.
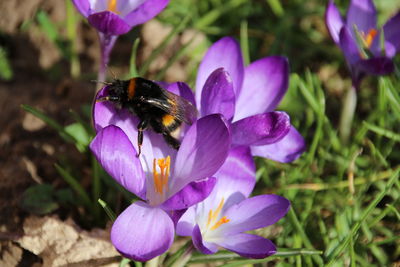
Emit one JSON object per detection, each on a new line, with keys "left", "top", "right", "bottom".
{"left": 176, "top": 147, "right": 290, "bottom": 258}
{"left": 326, "top": 0, "right": 399, "bottom": 88}
{"left": 195, "top": 37, "right": 306, "bottom": 163}
{"left": 91, "top": 92, "right": 231, "bottom": 260}
{"left": 72, "top": 0, "right": 169, "bottom": 35}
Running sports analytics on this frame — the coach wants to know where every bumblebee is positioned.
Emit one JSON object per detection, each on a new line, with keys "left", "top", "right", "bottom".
{"left": 97, "top": 77, "right": 197, "bottom": 156}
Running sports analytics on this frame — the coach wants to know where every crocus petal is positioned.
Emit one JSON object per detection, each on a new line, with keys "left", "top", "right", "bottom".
{"left": 165, "top": 82, "right": 196, "bottom": 106}
{"left": 222, "top": 195, "right": 290, "bottom": 235}
{"left": 346, "top": 0, "right": 377, "bottom": 36}
{"left": 231, "top": 112, "right": 290, "bottom": 146}
{"left": 250, "top": 126, "right": 306, "bottom": 163}
{"left": 234, "top": 56, "right": 289, "bottom": 121}
{"left": 72, "top": 0, "right": 90, "bottom": 17}
{"left": 90, "top": 125, "right": 146, "bottom": 199}
{"left": 161, "top": 177, "right": 216, "bottom": 210}
{"left": 192, "top": 225, "right": 219, "bottom": 254}
{"left": 339, "top": 27, "right": 360, "bottom": 65}
{"left": 111, "top": 201, "right": 174, "bottom": 262}
{"left": 196, "top": 37, "right": 244, "bottom": 104}
{"left": 216, "top": 233, "right": 276, "bottom": 259}
{"left": 123, "top": 0, "right": 170, "bottom": 27}
{"left": 325, "top": 1, "right": 344, "bottom": 44}
{"left": 355, "top": 57, "right": 394, "bottom": 75}
{"left": 88, "top": 11, "right": 131, "bottom": 35}
{"left": 200, "top": 68, "right": 235, "bottom": 120}
{"left": 176, "top": 207, "right": 196, "bottom": 236}
{"left": 383, "top": 12, "right": 400, "bottom": 57}
{"left": 213, "top": 146, "right": 256, "bottom": 199}
{"left": 170, "top": 114, "right": 231, "bottom": 195}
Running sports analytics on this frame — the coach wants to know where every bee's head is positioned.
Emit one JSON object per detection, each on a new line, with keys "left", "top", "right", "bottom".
{"left": 97, "top": 79, "right": 127, "bottom": 103}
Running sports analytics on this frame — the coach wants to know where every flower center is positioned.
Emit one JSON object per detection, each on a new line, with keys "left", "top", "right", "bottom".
{"left": 206, "top": 198, "right": 230, "bottom": 230}
{"left": 152, "top": 156, "right": 170, "bottom": 195}
{"left": 361, "top": 29, "right": 378, "bottom": 49}
{"left": 107, "top": 0, "right": 120, "bottom": 14}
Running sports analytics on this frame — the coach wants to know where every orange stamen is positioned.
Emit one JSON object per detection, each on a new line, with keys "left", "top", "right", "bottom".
{"left": 107, "top": 0, "right": 120, "bottom": 14}
{"left": 210, "top": 216, "right": 230, "bottom": 230}
{"left": 363, "top": 29, "right": 378, "bottom": 49}
{"left": 206, "top": 198, "right": 230, "bottom": 230}
{"left": 152, "top": 156, "right": 170, "bottom": 194}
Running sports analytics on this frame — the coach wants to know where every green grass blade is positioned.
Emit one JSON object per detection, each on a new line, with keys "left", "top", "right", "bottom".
{"left": 21, "top": 104, "right": 76, "bottom": 143}
{"left": 98, "top": 198, "right": 116, "bottom": 221}
{"left": 326, "top": 168, "right": 400, "bottom": 265}
{"left": 55, "top": 164, "right": 93, "bottom": 210}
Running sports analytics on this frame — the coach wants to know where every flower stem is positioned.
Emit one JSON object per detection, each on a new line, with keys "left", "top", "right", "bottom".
{"left": 170, "top": 244, "right": 194, "bottom": 267}
{"left": 339, "top": 86, "right": 357, "bottom": 144}
{"left": 97, "top": 33, "right": 117, "bottom": 91}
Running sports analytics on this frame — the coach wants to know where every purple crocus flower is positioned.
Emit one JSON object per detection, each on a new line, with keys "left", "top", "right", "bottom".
{"left": 176, "top": 146, "right": 290, "bottom": 258}
{"left": 72, "top": 0, "right": 169, "bottom": 84}
{"left": 90, "top": 95, "right": 231, "bottom": 261}
{"left": 195, "top": 37, "right": 306, "bottom": 163}
{"left": 72, "top": 0, "right": 169, "bottom": 36}
{"left": 326, "top": 0, "right": 400, "bottom": 88}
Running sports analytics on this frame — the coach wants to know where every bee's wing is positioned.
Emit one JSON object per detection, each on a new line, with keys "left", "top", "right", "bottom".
{"left": 144, "top": 91, "right": 198, "bottom": 125}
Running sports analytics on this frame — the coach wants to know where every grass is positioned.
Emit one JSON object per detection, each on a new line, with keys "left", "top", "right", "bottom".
{"left": 17, "top": 0, "right": 400, "bottom": 265}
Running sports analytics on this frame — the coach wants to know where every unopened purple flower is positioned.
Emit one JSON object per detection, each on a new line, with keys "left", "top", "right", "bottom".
{"left": 195, "top": 37, "right": 306, "bottom": 163}
{"left": 176, "top": 147, "right": 290, "bottom": 258}
{"left": 72, "top": 0, "right": 169, "bottom": 36}
{"left": 326, "top": 0, "right": 400, "bottom": 88}
{"left": 90, "top": 105, "right": 231, "bottom": 260}
{"left": 72, "top": 0, "right": 169, "bottom": 83}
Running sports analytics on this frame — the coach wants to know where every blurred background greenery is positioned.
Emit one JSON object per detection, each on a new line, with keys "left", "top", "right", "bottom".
{"left": 0, "top": 0, "right": 399, "bottom": 266}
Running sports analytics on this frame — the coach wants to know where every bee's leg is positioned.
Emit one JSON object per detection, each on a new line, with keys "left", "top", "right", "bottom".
{"left": 137, "top": 120, "right": 148, "bottom": 157}
{"left": 162, "top": 132, "right": 181, "bottom": 150}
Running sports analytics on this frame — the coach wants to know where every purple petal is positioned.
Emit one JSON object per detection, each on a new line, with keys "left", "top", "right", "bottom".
{"left": 213, "top": 146, "right": 256, "bottom": 199}
{"left": 325, "top": 1, "right": 344, "bottom": 44}
{"left": 234, "top": 56, "right": 289, "bottom": 121}
{"left": 123, "top": 0, "right": 170, "bottom": 27}
{"left": 339, "top": 27, "right": 360, "bottom": 65}
{"left": 161, "top": 177, "right": 216, "bottom": 210}
{"left": 383, "top": 12, "right": 400, "bottom": 57}
{"left": 200, "top": 68, "right": 235, "bottom": 120}
{"left": 251, "top": 126, "right": 306, "bottom": 163}
{"left": 176, "top": 207, "right": 196, "bottom": 236}
{"left": 170, "top": 114, "right": 231, "bottom": 195}
{"left": 196, "top": 37, "right": 244, "bottom": 104}
{"left": 346, "top": 0, "right": 377, "bottom": 36}
{"left": 223, "top": 195, "right": 290, "bottom": 235}
{"left": 192, "top": 225, "right": 218, "bottom": 254}
{"left": 231, "top": 112, "right": 290, "bottom": 146}
{"left": 72, "top": 0, "right": 90, "bottom": 17}
{"left": 90, "top": 125, "right": 146, "bottom": 199}
{"left": 216, "top": 233, "right": 276, "bottom": 259}
{"left": 88, "top": 11, "right": 131, "bottom": 35}
{"left": 165, "top": 82, "right": 196, "bottom": 106}
{"left": 355, "top": 57, "right": 394, "bottom": 75}
{"left": 167, "top": 209, "right": 187, "bottom": 226}
{"left": 93, "top": 86, "right": 142, "bottom": 148}
{"left": 111, "top": 201, "right": 174, "bottom": 261}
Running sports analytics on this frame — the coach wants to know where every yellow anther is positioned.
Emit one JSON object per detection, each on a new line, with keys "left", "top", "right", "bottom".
{"left": 152, "top": 156, "right": 171, "bottom": 194}
{"left": 362, "top": 29, "right": 378, "bottom": 49}
{"left": 210, "top": 216, "right": 230, "bottom": 230}
{"left": 107, "top": 0, "right": 120, "bottom": 14}
{"left": 206, "top": 198, "right": 230, "bottom": 230}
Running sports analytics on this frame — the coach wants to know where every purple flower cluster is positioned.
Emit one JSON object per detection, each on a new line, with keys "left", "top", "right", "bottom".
{"left": 90, "top": 37, "right": 303, "bottom": 261}
{"left": 326, "top": 0, "right": 400, "bottom": 89}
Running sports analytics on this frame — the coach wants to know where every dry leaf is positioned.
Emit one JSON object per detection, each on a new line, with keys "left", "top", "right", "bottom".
{"left": 18, "top": 216, "right": 120, "bottom": 267}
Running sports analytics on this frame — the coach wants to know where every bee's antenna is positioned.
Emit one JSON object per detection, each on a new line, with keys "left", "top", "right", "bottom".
{"left": 108, "top": 67, "right": 117, "bottom": 80}
{"left": 91, "top": 80, "right": 113, "bottom": 85}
